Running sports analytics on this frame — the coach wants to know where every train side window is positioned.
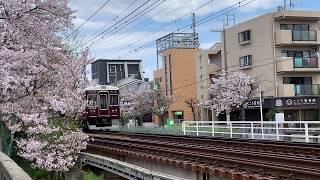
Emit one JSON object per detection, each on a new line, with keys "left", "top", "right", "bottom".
{"left": 87, "top": 94, "right": 97, "bottom": 106}
{"left": 99, "top": 94, "right": 108, "bottom": 109}
{"left": 110, "top": 95, "right": 119, "bottom": 105}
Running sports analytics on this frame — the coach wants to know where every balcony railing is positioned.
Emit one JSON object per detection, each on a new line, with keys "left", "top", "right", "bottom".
{"left": 295, "top": 84, "right": 320, "bottom": 96}
{"left": 293, "top": 57, "right": 319, "bottom": 68}
{"left": 292, "top": 30, "right": 317, "bottom": 41}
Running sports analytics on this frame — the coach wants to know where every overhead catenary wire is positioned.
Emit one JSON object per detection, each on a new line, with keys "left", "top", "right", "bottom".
{"left": 87, "top": 0, "right": 168, "bottom": 50}
{"left": 94, "top": 0, "right": 185, "bottom": 52}
{"left": 85, "top": 0, "right": 140, "bottom": 43}
{"left": 116, "top": 0, "right": 251, "bottom": 59}
{"left": 103, "top": 0, "right": 218, "bottom": 58}
{"left": 65, "top": 0, "right": 112, "bottom": 39}
{"left": 83, "top": 0, "right": 152, "bottom": 47}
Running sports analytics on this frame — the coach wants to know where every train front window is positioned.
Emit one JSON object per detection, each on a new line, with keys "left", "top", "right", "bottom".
{"left": 110, "top": 95, "right": 119, "bottom": 105}
{"left": 87, "top": 94, "right": 97, "bottom": 106}
{"left": 99, "top": 94, "right": 108, "bottom": 109}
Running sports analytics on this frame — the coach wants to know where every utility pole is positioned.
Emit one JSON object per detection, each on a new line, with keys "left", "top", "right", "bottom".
{"left": 211, "top": 13, "right": 235, "bottom": 122}
{"left": 192, "top": 13, "right": 196, "bottom": 35}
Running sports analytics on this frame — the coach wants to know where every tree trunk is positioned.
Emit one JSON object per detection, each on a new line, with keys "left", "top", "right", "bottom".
{"left": 7, "top": 134, "right": 13, "bottom": 157}
{"left": 160, "top": 115, "right": 165, "bottom": 126}
{"left": 191, "top": 106, "right": 196, "bottom": 121}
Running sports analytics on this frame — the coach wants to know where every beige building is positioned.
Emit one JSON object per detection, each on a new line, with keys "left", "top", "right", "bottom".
{"left": 196, "top": 43, "right": 222, "bottom": 121}
{"left": 221, "top": 10, "right": 320, "bottom": 121}
{"left": 153, "top": 33, "right": 199, "bottom": 122}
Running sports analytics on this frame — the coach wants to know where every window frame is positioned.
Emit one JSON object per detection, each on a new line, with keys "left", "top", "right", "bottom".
{"left": 109, "top": 94, "right": 119, "bottom": 106}
{"left": 238, "top": 30, "right": 251, "bottom": 43}
{"left": 239, "top": 55, "right": 252, "bottom": 68}
{"left": 99, "top": 94, "right": 109, "bottom": 110}
{"left": 87, "top": 94, "right": 98, "bottom": 107}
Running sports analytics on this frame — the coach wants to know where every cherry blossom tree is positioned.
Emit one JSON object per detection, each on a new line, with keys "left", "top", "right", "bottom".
{"left": 120, "top": 83, "right": 174, "bottom": 126}
{"left": 0, "top": 0, "right": 89, "bottom": 172}
{"left": 208, "top": 71, "right": 258, "bottom": 116}
{"left": 152, "top": 85, "right": 174, "bottom": 126}
{"left": 120, "top": 86, "right": 153, "bottom": 126}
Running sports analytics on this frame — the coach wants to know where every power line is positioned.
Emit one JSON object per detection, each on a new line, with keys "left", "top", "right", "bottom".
{"left": 117, "top": 0, "right": 251, "bottom": 59}
{"left": 88, "top": 0, "right": 168, "bottom": 50}
{"left": 100, "top": 0, "right": 219, "bottom": 59}
{"left": 95, "top": 0, "right": 185, "bottom": 53}
{"left": 65, "top": 0, "right": 112, "bottom": 39}
{"left": 84, "top": 0, "right": 152, "bottom": 47}
{"left": 85, "top": 0, "right": 140, "bottom": 43}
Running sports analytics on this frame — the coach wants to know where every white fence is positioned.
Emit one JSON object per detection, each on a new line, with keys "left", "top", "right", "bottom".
{"left": 182, "top": 121, "right": 320, "bottom": 143}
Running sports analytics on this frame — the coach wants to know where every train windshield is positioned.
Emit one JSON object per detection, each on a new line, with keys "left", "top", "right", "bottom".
{"left": 100, "top": 94, "right": 108, "bottom": 109}
{"left": 110, "top": 95, "right": 119, "bottom": 105}
{"left": 87, "top": 94, "right": 97, "bottom": 107}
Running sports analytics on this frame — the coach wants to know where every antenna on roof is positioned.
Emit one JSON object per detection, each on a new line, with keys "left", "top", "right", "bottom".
{"left": 192, "top": 13, "right": 196, "bottom": 35}
{"left": 283, "top": 0, "right": 295, "bottom": 10}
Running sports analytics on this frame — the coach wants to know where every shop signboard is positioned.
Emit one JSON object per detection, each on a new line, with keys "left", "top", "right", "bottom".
{"left": 246, "top": 96, "right": 320, "bottom": 109}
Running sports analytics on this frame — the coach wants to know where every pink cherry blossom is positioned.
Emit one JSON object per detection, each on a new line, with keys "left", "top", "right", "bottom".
{"left": 0, "top": 0, "right": 89, "bottom": 171}
{"left": 208, "top": 71, "right": 258, "bottom": 115}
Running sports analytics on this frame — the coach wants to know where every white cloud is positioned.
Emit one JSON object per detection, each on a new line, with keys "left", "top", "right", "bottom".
{"left": 68, "top": 0, "right": 286, "bottom": 80}
{"left": 73, "top": 18, "right": 106, "bottom": 30}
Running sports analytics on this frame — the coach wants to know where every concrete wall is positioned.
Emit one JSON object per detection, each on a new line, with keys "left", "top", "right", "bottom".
{"left": 163, "top": 48, "right": 199, "bottom": 120}
{"left": 224, "top": 12, "right": 276, "bottom": 97}
{"left": 124, "top": 157, "right": 226, "bottom": 180}
{"left": 154, "top": 48, "right": 199, "bottom": 121}
{"left": 0, "top": 151, "right": 32, "bottom": 180}
{"left": 196, "top": 44, "right": 222, "bottom": 121}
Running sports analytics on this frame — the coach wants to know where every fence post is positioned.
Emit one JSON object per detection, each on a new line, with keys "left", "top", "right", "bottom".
{"left": 230, "top": 122, "right": 233, "bottom": 138}
{"left": 251, "top": 122, "right": 254, "bottom": 139}
{"left": 212, "top": 121, "right": 215, "bottom": 137}
{"left": 196, "top": 121, "right": 199, "bottom": 136}
{"left": 276, "top": 122, "right": 279, "bottom": 141}
{"left": 261, "top": 122, "right": 265, "bottom": 139}
{"left": 182, "top": 122, "right": 186, "bottom": 135}
{"left": 305, "top": 122, "right": 309, "bottom": 143}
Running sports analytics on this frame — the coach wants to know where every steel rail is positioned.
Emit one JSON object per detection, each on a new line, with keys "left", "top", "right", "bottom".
{"left": 86, "top": 131, "right": 320, "bottom": 179}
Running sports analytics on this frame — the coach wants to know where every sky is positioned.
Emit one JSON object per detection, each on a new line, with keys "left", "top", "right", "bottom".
{"left": 68, "top": 0, "right": 320, "bottom": 79}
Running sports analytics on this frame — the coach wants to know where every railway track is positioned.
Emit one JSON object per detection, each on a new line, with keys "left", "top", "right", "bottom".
{"left": 85, "top": 131, "right": 320, "bottom": 180}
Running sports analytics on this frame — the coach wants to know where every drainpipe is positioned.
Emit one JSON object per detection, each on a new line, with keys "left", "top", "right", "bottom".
{"left": 273, "top": 17, "right": 278, "bottom": 97}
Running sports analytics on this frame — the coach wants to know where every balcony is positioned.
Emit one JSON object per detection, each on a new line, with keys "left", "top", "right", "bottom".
{"left": 277, "top": 57, "right": 320, "bottom": 73}
{"left": 275, "top": 30, "right": 320, "bottom": 46}
{"left": 278, "top": 84, "right": 320, "bottom": 97}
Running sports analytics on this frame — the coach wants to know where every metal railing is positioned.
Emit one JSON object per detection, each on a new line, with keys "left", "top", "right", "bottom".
{"left": 110, "top": 126, "right": 184, "bottom": 135}
{"left": 293, "top": 57, "right": 318, "bottom": 68}
{"left": 295, "top": 84, "right": 320, "bottom": 96}
{"left": 0, "top": 151, "right": 32, "bottom": 180}
{"left": 80, "top": 152, "right": 185, "bottom": 180}
{"left": 292, "top": 30, "right": 317, "bottom": 41}
{"left": 182, "top": 121, "right": 320, "bottom": 143}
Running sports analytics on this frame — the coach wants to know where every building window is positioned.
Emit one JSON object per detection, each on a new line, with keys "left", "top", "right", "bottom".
{"left": 280, "top": 24, "right": 309, "bottom": 31}
{"left": 110, "top": 95, "right": 119, "bottom": 106}
{"left": 239, "top": 55, "right": 252, "bottom": 68}
{"left": 99, "top": 94, "right": 108, "bottom": 109}
{"left": 283, "top": 77, "right": 312, "bottom": 84}
{"left": 238, "top": 30, "right": 251, "bottom": 43}
{"left": 87, "top": 94, "right": 97, "bottom": 106}
{"left": 208, "top": 58, "right": 214, "bottom": 64}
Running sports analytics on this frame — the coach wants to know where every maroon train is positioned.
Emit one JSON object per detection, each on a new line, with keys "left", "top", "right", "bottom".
{"left": 82, "top": 85, "right": 120, "bottom": 130}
